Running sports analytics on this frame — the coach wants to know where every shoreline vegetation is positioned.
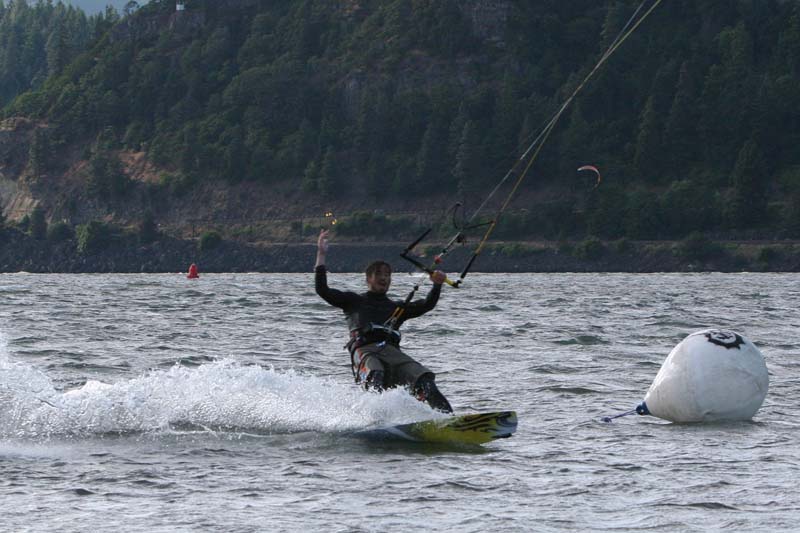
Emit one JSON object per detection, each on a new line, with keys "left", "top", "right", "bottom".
{"left": 3, "top": 3, "right": 800, "bottom": 266}
{"left": 2, "top": 225, "right": 799, "bottom": 274}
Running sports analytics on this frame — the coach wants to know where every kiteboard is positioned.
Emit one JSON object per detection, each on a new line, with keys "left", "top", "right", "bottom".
{"left": 355, "top": 411, "right": 517, "bottom": 445}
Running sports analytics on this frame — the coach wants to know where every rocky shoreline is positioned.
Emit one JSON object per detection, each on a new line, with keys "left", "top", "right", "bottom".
{"left": 2, "top": 227, "right": 800, "bottom": 274}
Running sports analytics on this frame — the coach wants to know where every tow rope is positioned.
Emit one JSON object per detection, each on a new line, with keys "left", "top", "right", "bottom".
{"left": 397, "top": 0, "right": 663, "bottom": 290}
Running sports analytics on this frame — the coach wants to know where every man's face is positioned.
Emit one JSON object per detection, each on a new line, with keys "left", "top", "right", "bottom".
{"left": 367, "top": 265, "right": 391, "bottom": 294}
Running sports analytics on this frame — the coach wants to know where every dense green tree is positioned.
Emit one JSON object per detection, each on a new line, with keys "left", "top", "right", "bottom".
{"left": 663, "top": 61, "right": 699, "bottom": 172}
{"left": 727, "top": 138, "right": 769, "bottom": 229}
{"left": 633, "top": 96, "right": 662, "bottom": 182}
{"left": 87, "top": 150, "right": 130, "bottom": 200}
{"left": 47, "top": 221, "right": 73, "bottom": 243}
{"left": 0, "top": 0, "right": 97, "bottom": 105}
{"left": 777, "top": 5, "right": 800, "bottom": 76}
{"left": 138, "top": 210, "right": 158, "bottom": 244}
{"left": 453, "top": 120, "right": 481, "bottom": 195}
{"left": 624, "top": 189, "right": 664, "bottom": 240}
{"left": 599, "top": 1, "right": 629, "bottom": 50}
{"left": 223, "top": 125, "right": 246, "bottom": 182}
{"left": 29, "top": 205, "right": 47, "bottom": 240}
{"left": 364, "top": 153, "right": 387, "bottom": 199}
{"left": 490, "top": 73, "right": 523, "bottom": 168}
{"left": 3, "top": 0, "right": 800, "bottom": 242}
{"left": 45, "top": 18, "right": 69, "bottom": 77}
{"left": 198, "top": 230, "right": 222, "bottom": 251}
{"left": 413, "top": 118, "right": 449, "bottom": 195}
{"left": 76, "top": 220, "right": 113, "bottom": 253}
{"left": 559, "top": 102, "right": 592, "bottom": 179}
{"left": 586, "top": 185, "right": 627, "bottom": 239}
{"left": 782, "top": 193, "right": 800, "bottom": 237}
{"left": 301, "top": 159, "right": 318, "bottom": 193}
{"left": 317, "top": 146, "right": 337, "bottom": 197}
{"left": 661, "top": 180, "right": 719, "bottom": 238}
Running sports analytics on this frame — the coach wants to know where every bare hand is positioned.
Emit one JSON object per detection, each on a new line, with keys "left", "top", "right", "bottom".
{"left": 317, "top": 229, "right": 330, "bottom": 253}
{"left": 430, "top": 270, "right": 446, "bottom": 285}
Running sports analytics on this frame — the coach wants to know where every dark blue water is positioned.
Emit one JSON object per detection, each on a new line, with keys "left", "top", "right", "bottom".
{"left": 1, "top": 273, "right": 798, "bottom": 531}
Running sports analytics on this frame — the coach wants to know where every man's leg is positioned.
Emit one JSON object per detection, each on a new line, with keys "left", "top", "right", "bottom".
{"left": 356, "top": 353, "right": 386, "bottom": 392}
{"left": 413, "top": 373, "right": 453, "bottom": 413}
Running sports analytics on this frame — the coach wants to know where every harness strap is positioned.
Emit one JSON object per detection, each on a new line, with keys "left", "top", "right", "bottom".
{"left": 347, "top": 324, "right": 401, "bottom": 351}
{"left": 346, "top": 323, "right": 400, "bottom": 380}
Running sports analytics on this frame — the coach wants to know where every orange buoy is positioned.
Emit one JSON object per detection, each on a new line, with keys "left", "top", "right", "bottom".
{"left": 187, "top": 263, "right": 199, "bottom": 279}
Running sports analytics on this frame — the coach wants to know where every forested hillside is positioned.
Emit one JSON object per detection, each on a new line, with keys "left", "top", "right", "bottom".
{"left": 2, "top": 0, "right": 800, "bottom": 245}
{"left": 0, "top": 0, "right": 118, "bottom": 106}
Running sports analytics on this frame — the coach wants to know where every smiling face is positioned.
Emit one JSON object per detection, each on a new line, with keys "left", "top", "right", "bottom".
{"left": 366, "top": 263, "right": 392, "bottom": 294}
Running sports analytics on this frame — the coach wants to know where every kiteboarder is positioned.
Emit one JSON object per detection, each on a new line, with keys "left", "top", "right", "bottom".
{"left": 314, "top": 229, "right": 453, "bottom": 413}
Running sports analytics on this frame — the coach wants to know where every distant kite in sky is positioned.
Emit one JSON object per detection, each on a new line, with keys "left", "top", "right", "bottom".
{"left": 577, "top": 165, "right": 601, "bottom": 188}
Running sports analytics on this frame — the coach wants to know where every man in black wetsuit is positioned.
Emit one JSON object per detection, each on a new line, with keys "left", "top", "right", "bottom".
{"left": 314, "top": 229, "right": 453, "bottom": 413}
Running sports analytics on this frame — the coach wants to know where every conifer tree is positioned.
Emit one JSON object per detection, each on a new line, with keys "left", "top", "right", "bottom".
{"left": 414, "top": 119, "right": 448, "bottom": 194}
{"left": 727, "top": 138, "right": 768, "bottom": 229}
{"left": 45, "top": 18, "right": 68, "bottom": 77}
{"left": 560, "top": 103, "right": 591, "bottom": 179}
{"left": 490, "top": 73, "right": 522, "bottom": 169}
{"left": 138, "top": 210, "right": 159, "bottom": 244}
{"left": 223, "top": 125, "right": 246, "bottom": 182}
{"left": 664, "top": 61, "right": 698, "bottom": 169}
{"left": 302, "top": 159, "right": 318, "bottom": 193}
{"left": 633, "top": 96, "right": 662, "bottom": 181}
{"left": 778, "top": 6, "right": 800, "bottom": 76}
{"left": 453, "top": 120, "right": 480, "bottom": 195}
{"left": 365, "top": 153, "right": 386, "bottom": 199}
{"left": 600, "top": 1, "right": 629, "bottom": 50}
{"left": 30, "top": 206, "right": 47, "bottom": 240}
{"left": 318, "top": 147, "right": 337, "bottom": 197}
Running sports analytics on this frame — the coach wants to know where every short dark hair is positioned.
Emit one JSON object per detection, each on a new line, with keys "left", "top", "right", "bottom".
{"left": 365, "top": 260, "right": 392, "bottom": 277}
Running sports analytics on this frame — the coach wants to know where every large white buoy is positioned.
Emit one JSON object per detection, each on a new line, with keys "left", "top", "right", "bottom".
{"left": 636, "top": 329, "right": 768, "bottom": 422}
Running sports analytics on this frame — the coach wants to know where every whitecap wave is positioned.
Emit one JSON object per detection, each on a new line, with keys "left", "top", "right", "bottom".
{"left": 1, "top": 331, "right": 440, "bottom": 440}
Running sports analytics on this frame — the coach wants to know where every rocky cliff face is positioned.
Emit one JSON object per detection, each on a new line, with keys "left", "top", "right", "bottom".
{"left": 0, "top": 118, "right": 38, "bottom": 221}
{"left": 0, "top": 118, "right": 34, "bottom": 177}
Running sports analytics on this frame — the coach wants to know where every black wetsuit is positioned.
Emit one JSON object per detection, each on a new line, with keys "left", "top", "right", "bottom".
{"left": 314, "top": 265, "right": 441, "bottom": 340}
{"left": 315, "top": 265, "right": 452, "bottom": 413}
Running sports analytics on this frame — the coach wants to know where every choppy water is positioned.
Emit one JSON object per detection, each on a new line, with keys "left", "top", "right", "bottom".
{"left": 0, "top": 272, "right": 798, "bottom": 532}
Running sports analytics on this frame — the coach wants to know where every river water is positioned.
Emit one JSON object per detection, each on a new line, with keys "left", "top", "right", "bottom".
{"left": 0, "top": 272, "right": 798, "bottom": 532}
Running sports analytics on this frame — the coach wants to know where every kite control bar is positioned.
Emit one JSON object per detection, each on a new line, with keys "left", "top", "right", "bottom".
{"left": 399, "top": 250, "right": 461, "bottom": 288}
{"left": 399, "top": 227, "right": 462, "bottom": 288}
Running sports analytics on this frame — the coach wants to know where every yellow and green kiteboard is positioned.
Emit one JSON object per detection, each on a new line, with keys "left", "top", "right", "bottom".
{"left": 356, "top": 411, "right": 517, "bottom": 445}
